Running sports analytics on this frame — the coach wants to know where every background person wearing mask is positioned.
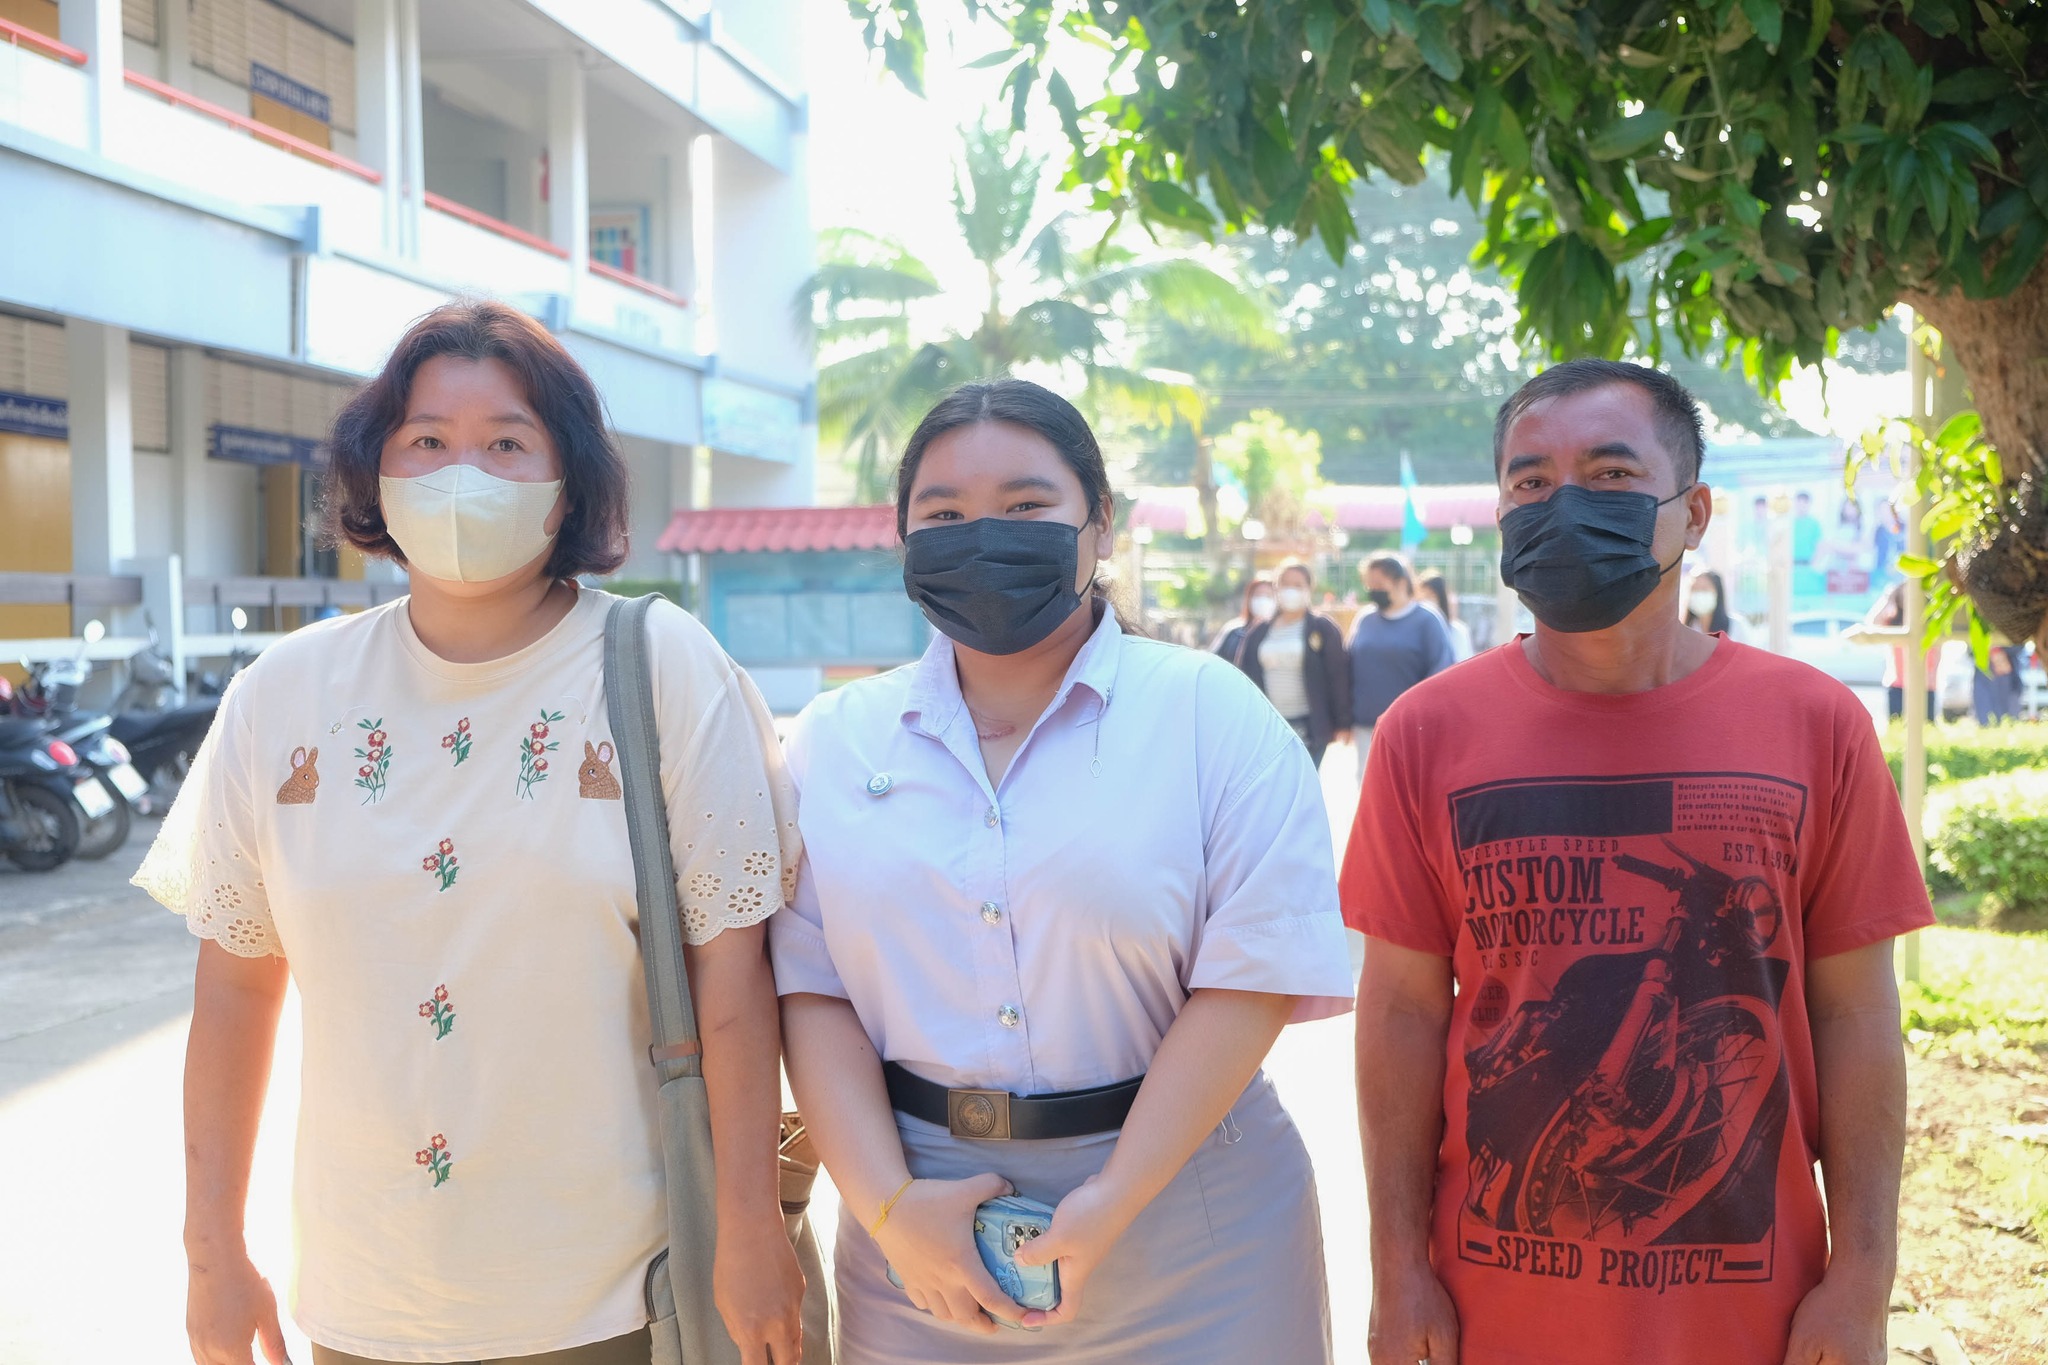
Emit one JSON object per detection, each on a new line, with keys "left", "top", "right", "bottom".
{"left": 1233, "top": 562, "right": 1353, "bottom": 768}
{"left": 1211, "top": 576, "right": 1276, "bottom": 664}
{"left": 1415, "top": 570, "right": 1474, "bottom": 662}
{"left": 1347, "top": 554, "right": 1454, "bottom": 778}
{"left": 1682, "top": 568, "right": 1751, "bottom": 643}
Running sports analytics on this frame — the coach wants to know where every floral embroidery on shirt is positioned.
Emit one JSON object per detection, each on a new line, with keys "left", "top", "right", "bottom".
{"left": 742, "top": 851, "right": 776, "bottom": 879}
{"left": 422, "top": 838, "right": 459, "bottom": 892}
{"left": 516, "top": 709, "right": 564, "bottom": 799}
{"left": 441, "top": 717, "right": 472, "bottom": 767}
{"left": 415, "top": 1133, "right": 452, "bottom": 1186}
{"left": 276, "top": 746, "right": 320, "bottom": 805}
{"left": 418, "top": 984, "right": 456, "bottom": 1039}
{"left": 578, "top": 740, "right": 622, "bottom": 800}
{"left": 354, "top": 719, "right": 392, "bottom": 804}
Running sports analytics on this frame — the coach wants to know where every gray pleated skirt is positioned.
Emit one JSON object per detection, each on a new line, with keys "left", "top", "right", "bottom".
{"left": 833, "top": 1071, "right": 1333, "bottom": 1365}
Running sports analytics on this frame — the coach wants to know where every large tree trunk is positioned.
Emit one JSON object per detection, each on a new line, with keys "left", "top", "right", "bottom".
{"left": 1906, "top": 260, "right": 2048, "bottom": 647}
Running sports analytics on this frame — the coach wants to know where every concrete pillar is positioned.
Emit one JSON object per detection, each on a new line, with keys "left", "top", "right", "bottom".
{"left": 618, "top": 435, "right": 687, "bottom": 580}
{"left": 167, "top": 346, "right": 209, "bottom": 575}
{"left": 357, "top": 0, "right": 424, "bottom": 255}
{"left": 709, "top": 134, "right": 812, "bottom": 382}
{"left": 159, "top": 0, "right": 195, "bottom": 89}
{"left": 662, "top": 131, "right": 697, "bottom": 302}
{"left": 689, "top": 132, "right": 715, "bottom": 355}
{"left": 547, "top": 52, "right": 589, "bottom": 277}
{"left": 66, "top": 320, "right": 137, "bottom": 627}
{"left": 59, "top": 0, "right": 124, "bottom": 150}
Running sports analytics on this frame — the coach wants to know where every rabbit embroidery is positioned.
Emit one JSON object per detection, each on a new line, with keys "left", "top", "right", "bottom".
{"left": 578, "top": 740, "right": 622, "bottom": 800}
{"left": 277, "top": 746, "right": 320, "bottom": 805}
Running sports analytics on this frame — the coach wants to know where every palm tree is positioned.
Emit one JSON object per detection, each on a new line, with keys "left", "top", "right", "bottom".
{"left": 804, "top": 126, "right": 1272, "bottom": 501}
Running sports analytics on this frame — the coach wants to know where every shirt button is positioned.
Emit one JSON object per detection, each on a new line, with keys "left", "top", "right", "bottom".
{"left": 980, "top": 902, "right": 1003, "bottom": 925}
{"left": 998, "top": 1005, "right": 1021, "bottom": 1028}
{"left": 984, "top": 806, "right": 1000, "bottom": 828}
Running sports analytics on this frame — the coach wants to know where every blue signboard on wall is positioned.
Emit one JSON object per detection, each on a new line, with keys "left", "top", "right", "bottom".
{"left": 210, "top": 424, "right": 321, "bottom": 466}
{"left": 0, "top": 390, "right": 67, "bottom": 439}
{"left": 250, "top": 63, "right": 332, "bottom": 124}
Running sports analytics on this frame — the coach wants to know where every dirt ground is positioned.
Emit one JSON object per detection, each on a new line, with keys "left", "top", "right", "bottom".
{"left": 1897, "top": 1046, "right": 2048, "bottom": 1365}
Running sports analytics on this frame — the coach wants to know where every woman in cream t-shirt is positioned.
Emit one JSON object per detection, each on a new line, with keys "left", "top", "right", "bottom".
{"left": 139, "top": 303, "right": 807, "bottom": 1365}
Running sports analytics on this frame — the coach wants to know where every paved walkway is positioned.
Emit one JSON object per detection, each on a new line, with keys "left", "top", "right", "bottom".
{"left": 0, "top": 738, "right": 1959, "bottom": 1363}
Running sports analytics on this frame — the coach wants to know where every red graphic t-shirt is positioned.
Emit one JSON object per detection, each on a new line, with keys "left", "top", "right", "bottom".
{"left": 1341, "top": 638, "right": 1933, "bottom": 1365}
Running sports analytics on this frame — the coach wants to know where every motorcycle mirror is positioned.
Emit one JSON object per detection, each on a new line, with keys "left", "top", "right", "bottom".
{"left": 231, "top": 608, "right": 249, "bottom": 632}
{"left": 82, "top": 619, "right": 106, "bottom": 645}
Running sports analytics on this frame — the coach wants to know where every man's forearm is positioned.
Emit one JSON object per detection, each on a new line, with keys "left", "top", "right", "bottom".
{"left": 1813, "top": 1006, "right": 1908, "bottom": 1286}
{"left": 1358, "top": 999, "right": 1450, "bottom": 1272}
{"left": 695, "top": 928, "right": 786, "bottom": 1230}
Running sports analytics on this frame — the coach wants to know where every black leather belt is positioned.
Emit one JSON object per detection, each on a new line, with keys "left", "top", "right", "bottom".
{"left": 883, "top": 1062, "right": 1143, "bottom": 1141}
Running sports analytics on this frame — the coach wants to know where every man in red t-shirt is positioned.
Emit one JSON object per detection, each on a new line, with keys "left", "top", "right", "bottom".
{"left": 1343, "top": 360, "right": 1932, "bottom": 1365}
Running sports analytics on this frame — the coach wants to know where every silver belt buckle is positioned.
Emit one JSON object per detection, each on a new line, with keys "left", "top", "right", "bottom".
{"left": 946, "top": 1087, "right": 1013, "bottom": 1140}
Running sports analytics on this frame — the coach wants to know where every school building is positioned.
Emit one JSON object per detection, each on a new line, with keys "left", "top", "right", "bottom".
{"left": 0, "top": 0, "right": 815, "bottom": 672}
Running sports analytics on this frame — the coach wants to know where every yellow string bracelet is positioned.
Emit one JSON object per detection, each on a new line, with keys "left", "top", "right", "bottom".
{"left": 869, "top": 1176, "right": 916, "bottom": 1236}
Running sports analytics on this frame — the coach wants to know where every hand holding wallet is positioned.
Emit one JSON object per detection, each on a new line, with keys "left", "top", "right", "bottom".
{"left": 887, "top": 1193, "right": 1062, "bottom": 1329}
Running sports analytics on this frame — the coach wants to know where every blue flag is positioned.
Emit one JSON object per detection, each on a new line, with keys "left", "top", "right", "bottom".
{"left": 1400, "top": 452, "right": 1428, "bottom": 550}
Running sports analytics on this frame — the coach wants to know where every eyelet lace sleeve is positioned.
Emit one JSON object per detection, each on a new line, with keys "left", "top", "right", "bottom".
{"left": 131, "top": 682, "right": 283, "bottom": 959}
{"left": 651, "top": 605, "right": 802, "bottom": 947}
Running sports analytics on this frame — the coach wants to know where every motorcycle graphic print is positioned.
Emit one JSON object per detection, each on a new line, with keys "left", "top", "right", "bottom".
{"left": 1448, "top": 773, "right": 1801, "bottom": 1291}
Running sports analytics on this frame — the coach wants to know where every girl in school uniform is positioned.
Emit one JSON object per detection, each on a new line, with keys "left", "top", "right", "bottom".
{"left": 771, "top": 379, "right": 1354, "bottom": 1364}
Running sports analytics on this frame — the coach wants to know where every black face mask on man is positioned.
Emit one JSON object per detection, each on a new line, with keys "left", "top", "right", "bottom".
{"left": 902, "top": 517, "right": 1087, "bottom": 656}
{"left": 1499, "top": 483, "right": 1693, "bottom": 634}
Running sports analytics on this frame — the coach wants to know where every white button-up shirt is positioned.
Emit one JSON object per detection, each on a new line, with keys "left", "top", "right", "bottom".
{"left": 771, "top": 608, "right": 1354, "bottom": 1095}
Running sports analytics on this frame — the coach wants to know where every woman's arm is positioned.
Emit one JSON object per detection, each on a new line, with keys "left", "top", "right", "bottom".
{"left": 1012, "top": 987, "right": 1295, "bottom": 1325}
{"left": 183, "top": 942, "right": 290, "bottom": 1365}
{"left": 781, "top": 992, "right": 1023, "bottom": 1333}
{"left": 692, "top": 923, "right": 805, "bottom": 1365}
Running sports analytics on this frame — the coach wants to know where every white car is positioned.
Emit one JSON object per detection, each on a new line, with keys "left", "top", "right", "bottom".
{"left": 1782, "top": 612, "right": 1888, "bottom": 688}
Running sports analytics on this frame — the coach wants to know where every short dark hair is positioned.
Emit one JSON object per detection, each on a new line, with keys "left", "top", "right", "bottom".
{"left": 1276, "top": 559, "right": 1314, "bottom": 589}
{"left": 1492, "top": 359, "right": 1707, "bottom": 486}
{"left": 1417, "top": 568, "right": 1455, "bottom": 621}
{"left": 1363, "top": 552, "right": 1414, "bottom": 588}
{"left": 894, "top": 379, "right": 1112, "bottom": 538}
{"left": 319, "top": 300, "right": 630, "bottom": 578}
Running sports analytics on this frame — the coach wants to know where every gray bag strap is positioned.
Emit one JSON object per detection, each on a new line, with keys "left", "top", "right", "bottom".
{"left": 604, "top": 594, "right": 702, "bottom": 1084}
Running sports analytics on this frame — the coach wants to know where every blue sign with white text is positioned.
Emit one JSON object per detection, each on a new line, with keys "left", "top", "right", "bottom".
{"left": 0, "top": 390, "right": 68, "bottom": 440}
{"left": 250, "top": 63, "right": 332, "bottom": 124}
{"left": 211, "top": 424, "right": 322, "bottom": 467}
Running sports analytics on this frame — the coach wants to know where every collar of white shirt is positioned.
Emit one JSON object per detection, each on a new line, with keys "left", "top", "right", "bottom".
{"left": 901, "top": 603, "right": 1123, "bottom": 738}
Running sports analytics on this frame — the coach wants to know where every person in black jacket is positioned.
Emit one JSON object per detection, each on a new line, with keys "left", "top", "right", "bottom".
{"left": 1232, "top": 561, "right": 1353, "bottom": 767}
{"left": 1211, "top": 575, "right": 1277, "bottom": 665}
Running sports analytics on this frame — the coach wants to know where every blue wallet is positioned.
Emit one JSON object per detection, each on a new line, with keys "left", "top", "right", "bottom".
{"left": 886, "top": 1193, "right": 1062, "bottom": 1328}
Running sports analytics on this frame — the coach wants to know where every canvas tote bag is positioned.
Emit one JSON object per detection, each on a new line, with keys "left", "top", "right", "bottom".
{"left": 604, "top": 595, "right": 834, "bottom": 1365}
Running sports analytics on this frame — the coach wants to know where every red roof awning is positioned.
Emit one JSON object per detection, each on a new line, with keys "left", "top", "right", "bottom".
{"left": 655, "top": 505, "right": 899, "bottom": 555}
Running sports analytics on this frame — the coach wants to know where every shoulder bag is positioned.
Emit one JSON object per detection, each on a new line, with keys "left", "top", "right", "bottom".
{"left": 604, "top": 594, "right": 835, "bottom": 1365}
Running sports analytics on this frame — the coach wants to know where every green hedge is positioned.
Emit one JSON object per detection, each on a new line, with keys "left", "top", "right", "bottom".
{"left": 1884, "top": 724, "right": 2048, "bottom": 788}
{"left": 1926, "top": 768, "right": 2048, "bottom": 913}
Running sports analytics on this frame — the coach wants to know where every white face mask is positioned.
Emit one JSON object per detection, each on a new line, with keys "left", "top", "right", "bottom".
{"left": 1689, "top": 591, "right": 1719, "bottom": 617}
{"left": 1276, "top": 586, "right": 1309, "bottom": 614}
{"left": 1248, "top": 595, "right": 1277, "bottom": 622}
{"left": 380, "top": 464, "right": 563, "bottom": 583}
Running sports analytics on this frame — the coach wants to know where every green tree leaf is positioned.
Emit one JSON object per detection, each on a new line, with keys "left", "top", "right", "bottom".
{"left": 1587, "top": 109, "right": 1676, "bottom": 161}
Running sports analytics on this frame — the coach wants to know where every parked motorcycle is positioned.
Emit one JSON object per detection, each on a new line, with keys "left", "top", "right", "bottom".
{"left": 108, "top": 610, "right": 246, "bottom": 813}
{"left": 0, "top": 712, "right": 86, "bottom": 872}
{"left": 11, "top": 622, "right": 150, "bottom": 859}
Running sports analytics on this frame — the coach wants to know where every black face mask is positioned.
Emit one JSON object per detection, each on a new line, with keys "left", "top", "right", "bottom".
{"left": 902, "top": 517, "right": 1087, "bottom": 656}
{"left": 1366, "top": 588, "right": 1393, "bottom": 612}
{"left": 1499, "top": 483, "right": 1692, "bottom": 634}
